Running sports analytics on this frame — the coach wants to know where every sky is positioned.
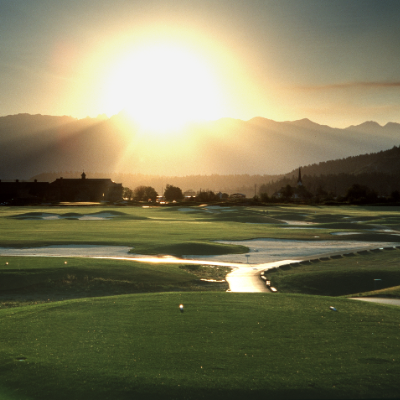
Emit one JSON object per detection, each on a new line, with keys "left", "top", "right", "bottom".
{"left": 1, "top": 0, "right": 400, "bottom": 128}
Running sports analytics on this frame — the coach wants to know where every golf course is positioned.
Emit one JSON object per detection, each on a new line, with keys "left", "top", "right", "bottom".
{"left": 1, "top": 204, "right": 400, "bottom": 399}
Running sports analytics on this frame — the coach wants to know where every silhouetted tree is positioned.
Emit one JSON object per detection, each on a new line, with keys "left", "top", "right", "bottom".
{"left": 123, "top": 187, "right": 133, "bottom": 200}
{"left": 144, "top": 186, "right": 158, "bottom": 202}
{"left": 282, "top": 184, "right": 293, "bottom": 200}
{"left": 164, "top": 184, "right": 183, "bottom": 202}
{"left": 346, "top": 184, "right": 378, "bottom": 203}
{"left": 390, "top": 190, "right": 400, "bottom": 202}
{"left": 316, "top": 185, "right": 328, "bottom": 197}
{"left": 196, "top": 190, "right": 217, "bottom": 202}
{"left": 260, "top": 192, "right": 270, "bottom": 202}
{"left": 133, "top": 186, "right": 158, "bottom": 202}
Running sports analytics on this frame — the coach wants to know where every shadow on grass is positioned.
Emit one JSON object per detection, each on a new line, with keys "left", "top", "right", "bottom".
{"left": 130, "top": 242, "right": 249, "bottom": 256}
{"left": 0, "top": 258, "right": 231, "bottom": 308}
{"left": 0, "top": 362, "right": 385, "bottom": 400}
{"left": 270, "top": 267, "right": 400, "bottom": 297}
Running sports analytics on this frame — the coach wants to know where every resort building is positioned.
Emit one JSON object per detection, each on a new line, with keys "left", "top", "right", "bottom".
{"left": 0, "top": 172, "right": 123, "bottom": 203}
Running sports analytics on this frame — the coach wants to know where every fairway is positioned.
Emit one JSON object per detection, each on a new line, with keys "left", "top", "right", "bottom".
{"left": 1, "top": 205, "right": 400, "bottom": 253}
{"left": 1, "top": 292, "right": 400, "bottom": 400}
{"left": 266, "top": 247, "right": 400, "bottom": 297}
{"left": 1, "top": 204, "right": 400, "bottom": 399}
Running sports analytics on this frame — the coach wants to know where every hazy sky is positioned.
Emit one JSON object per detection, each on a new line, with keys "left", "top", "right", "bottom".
{"left": 1, "top": 0, "right": 400, "bottom": 127}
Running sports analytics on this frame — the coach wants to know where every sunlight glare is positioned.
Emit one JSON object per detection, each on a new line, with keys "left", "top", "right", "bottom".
{"left": 104, "top": 44, "right": 223, "bottom": 133}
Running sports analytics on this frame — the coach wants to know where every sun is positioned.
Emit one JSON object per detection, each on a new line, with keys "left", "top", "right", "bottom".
{"left": 103, "top": 43, "right": 223, "bottom": 133}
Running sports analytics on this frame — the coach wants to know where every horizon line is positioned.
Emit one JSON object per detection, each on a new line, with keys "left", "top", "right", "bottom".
{"left": 1, "top": 111, "right": 399, "bottom": 130}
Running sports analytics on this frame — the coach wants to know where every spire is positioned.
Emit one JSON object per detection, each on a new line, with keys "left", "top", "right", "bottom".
{"left": 81, "top": 171, "right": 86, "bottom": 180}
{"left": 297, "top": 167, "right": 303, "bottom": 186}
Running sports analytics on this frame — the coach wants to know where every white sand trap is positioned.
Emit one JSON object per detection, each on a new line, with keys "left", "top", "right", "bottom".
{"left": 15, "top": 213, "right": 59, "bottom": 220}
{"left": 2, "top": 241, "right": 399, "bottom": 293}
{"left": 19, "top": 217, "right": 52, "bottom": 220}
{"left": 179, "top": 206, "right": 233, "bottom": 213}
{"left": 0, "top": 245, "right": 134, "bottom": 258}
{"left": 283, "top": 227, "right": 320, "bottom": 229}
{"left": 281, "top": 220, "right": 315, "bottom": 225}
{"left": 2, "top": 238, "right": 399, "bottom": 265}
{"left": 16, "top": 212, "right": 116, "bottom": 221}
{"left": 77, "top": 213, "right": 115, "bottom": 220}
{"left": 351, "top": 298, "right": 400, "bottom": 307}
{"left": 188, "top": 238, "right": 400, "bottom": 264}
{"left": 330, "top": 232, "right": 362, "bottom": 236}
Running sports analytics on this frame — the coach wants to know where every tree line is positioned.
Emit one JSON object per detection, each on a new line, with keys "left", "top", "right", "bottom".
{"left": 123, "top": 184, "right": 182, "bottom": 202}
{"left": 123, "top": 184, "right": 233, "bottom": 203}
{"left": 258, "top": 171, "right": 400, "bottom": 200}
{"left": 30, "top": 172, "right": 278, "bottom": 198}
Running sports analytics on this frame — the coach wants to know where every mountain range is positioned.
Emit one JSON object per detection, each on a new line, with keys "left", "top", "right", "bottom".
{"left": 1, "top": 112, "right": 400, "bottom": 181}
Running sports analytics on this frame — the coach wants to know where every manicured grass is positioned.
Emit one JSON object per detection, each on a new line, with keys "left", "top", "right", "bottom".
{"left": 357, "top": 285, "right": 400, "bottom": 298}
{"left": 267, "top": 248, "right": 400, "bottom": 296}
{"left": 1, "top": 204, "right": 400, "bottom": 399}
{"left": 1, "top": 205, "right": 400, "bottom": 254}
{"left": 0, "top": 292, "right": 399, "bottom": 400}
{"left": 128, "top": 241, "right": 248, "bottom": 256}
{"left": 0, "top": 257, "right": 228, "bottom": 307}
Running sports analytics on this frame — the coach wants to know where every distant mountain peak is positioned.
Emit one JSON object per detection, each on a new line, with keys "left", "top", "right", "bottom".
{"left": 384, "top": 121, "right": 400, "bottom": 128}
{"left": 248, "top": 116, "right": 277, "bottom": 124}
{"left": 346, "top": 121, "right": 382, "bottom": 130}
{"left": 2, "top": 112, "right": 400, "bottom": 179}
{"left": 294, "top": 118, "right": 313, "bottom": 123}
{"left": 286, "top": 118, "right": 324, "bottom": 129}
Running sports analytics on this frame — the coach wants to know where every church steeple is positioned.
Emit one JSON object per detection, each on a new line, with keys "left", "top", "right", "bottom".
{"left": 297, "top": 167, "right": 303, "bottom": 186}
{"left": 81, "top": 171, "right": 86, "bottom": 180}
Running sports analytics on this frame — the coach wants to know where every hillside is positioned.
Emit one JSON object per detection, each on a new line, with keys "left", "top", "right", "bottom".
{"left": 1, "top": 113, "right": 400, "bottom": 180}
{"left": 288, "top": 145, "right": 400, "bottom": 176}
{"left": 259, "top": 146, "right": 400, "bottom": 198}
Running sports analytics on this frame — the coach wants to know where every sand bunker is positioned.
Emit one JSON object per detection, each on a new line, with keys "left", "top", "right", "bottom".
{"left": 189, "top": 238, "right": 400, "bottom": 264}
{"left": 283, "top": 227, "right": 320, "bottom": 230}
{"left": 351, "top": 298, "right": 400, "bottom": 307}
{"left": 330, "top": 232, "right": 362, "bottom": 236}
{"left": 0, "top": 245, "right": 134, "bottom": 258}
{"left": 12, "top": 212, "right": 117, "bottom": 221}
{"left": 2, "top": 241, "right": 399, "bottom": 294}
{"left": 178, "top": 206, "right": 233, "bottom": 213}
{"left": 281, "top": 220, "right": 315, "bottom": 225}
{"left": 1, "top": 238, "right": 399, "bottom": 265}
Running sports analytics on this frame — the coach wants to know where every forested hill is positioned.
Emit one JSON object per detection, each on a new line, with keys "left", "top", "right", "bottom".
{"left": 32, "top": 146, "right": 400, "bottom": 198}
{"left": 259, "top": 146, "right": 400, "bottom": 197}
{"left": 289, "top": 145, "right": 400, "bottom": 177}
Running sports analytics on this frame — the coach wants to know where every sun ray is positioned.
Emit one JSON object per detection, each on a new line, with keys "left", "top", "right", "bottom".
{"left": 103, "top": 43, "right": 223, "bottom": 135}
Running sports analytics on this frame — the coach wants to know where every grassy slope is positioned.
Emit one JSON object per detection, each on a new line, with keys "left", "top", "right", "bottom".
{"left": 1, "top": 205, "right": 400, "bottom": 254}
{"left": 0, "top": 292, "right": 399, "bottom": 400}
{"left": 267, "top": 248, "right": 400, "bottom": 297}
{"left": 1, "top": 205, "right": 400, "bottom": 399}
{"left": 0, "top": 257, "right": 229, "bottom": 307}
{"left": 359, "top": 285, "right": 400, "bottom": 298}
{"left": 0, "top": 206, "right": 261, "bottom": 253}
